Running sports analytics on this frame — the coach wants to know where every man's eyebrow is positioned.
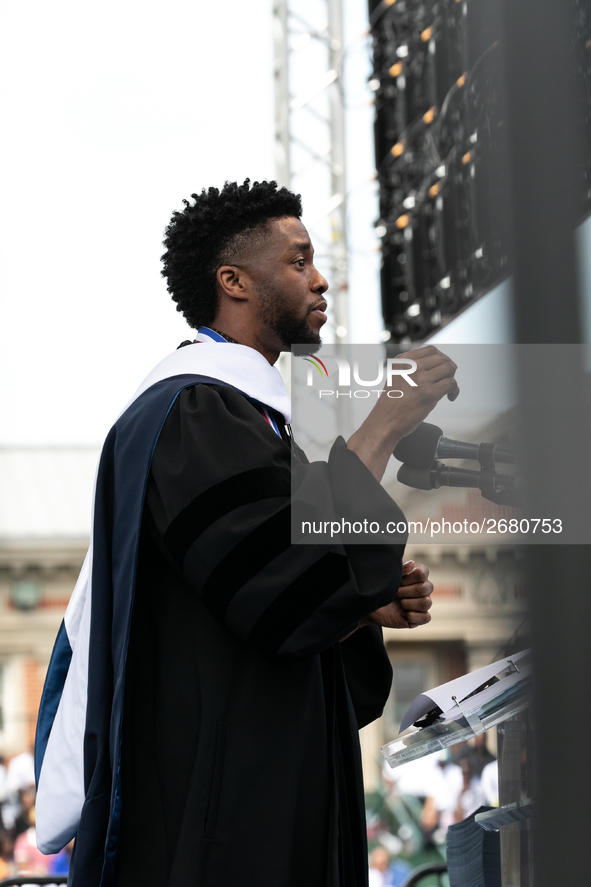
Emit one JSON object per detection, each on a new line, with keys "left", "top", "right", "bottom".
{"left": 289, "top": 241, "right": 312, "bottom": 253}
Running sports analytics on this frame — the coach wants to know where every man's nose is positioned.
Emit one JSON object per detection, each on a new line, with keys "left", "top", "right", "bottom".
{"left": 311, "top": 267, "right": 329, "bottom": 294}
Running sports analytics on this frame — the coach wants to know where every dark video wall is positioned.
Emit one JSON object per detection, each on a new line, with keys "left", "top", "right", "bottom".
{"left": 368, "top": 0, "right": 591, "bottom": 341}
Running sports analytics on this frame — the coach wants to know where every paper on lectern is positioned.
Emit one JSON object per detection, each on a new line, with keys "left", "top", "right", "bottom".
{"left": 399, "top": 648, "right": 530, "bottom": 732}
{"left": 382, "top": 649, "right": 531, "bottom": 769}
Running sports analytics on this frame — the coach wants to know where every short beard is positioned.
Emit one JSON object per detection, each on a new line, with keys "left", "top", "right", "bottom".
{"left": 256, "top": 282, "right": 322, "bottom": 353}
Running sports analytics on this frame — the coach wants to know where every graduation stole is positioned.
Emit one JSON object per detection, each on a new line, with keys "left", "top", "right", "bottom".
{"left": 197, "top": 327, "right": 283, "bottom": 438}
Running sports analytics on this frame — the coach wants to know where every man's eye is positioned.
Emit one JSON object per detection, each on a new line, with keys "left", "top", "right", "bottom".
{"left": 295, "top": 258, "right": 305, "bottom": 267}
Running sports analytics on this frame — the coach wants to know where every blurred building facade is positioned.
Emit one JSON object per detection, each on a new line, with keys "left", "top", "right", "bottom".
{"left": 0, "top": 447, "right": 97, "bottom": 754}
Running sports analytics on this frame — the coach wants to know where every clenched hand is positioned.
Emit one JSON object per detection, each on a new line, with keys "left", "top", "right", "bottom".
{"left": 364, "top": 560, "right": 433, "bottom": 630}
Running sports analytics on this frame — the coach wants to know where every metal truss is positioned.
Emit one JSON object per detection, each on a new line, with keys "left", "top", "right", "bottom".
{"left": 273, "top": 0, "right": 350, "bottom": 342}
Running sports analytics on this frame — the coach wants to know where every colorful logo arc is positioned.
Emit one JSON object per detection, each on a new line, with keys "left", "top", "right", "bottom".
{"left": 301, "top": 354, "right": 329, "bottom": 377}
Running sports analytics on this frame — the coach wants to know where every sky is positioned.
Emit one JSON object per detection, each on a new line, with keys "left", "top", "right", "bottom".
{"left": 1, "top": 0, "right": 588, "bottom": 446}
{"left": 0, "top": 0, "right": 277, "bottom": 444}
{"left": 0, "top": 0, "right": 391, "bottom": 445}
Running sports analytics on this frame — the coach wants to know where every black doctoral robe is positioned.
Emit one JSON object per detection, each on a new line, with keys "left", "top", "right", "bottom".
{"left": 114, "top": 383, "right": 406, "bottom": 887}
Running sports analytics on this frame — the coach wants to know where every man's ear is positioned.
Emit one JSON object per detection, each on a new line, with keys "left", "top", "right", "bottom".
{"left": 216, "top": 265, "right": 250, "bottom": 301}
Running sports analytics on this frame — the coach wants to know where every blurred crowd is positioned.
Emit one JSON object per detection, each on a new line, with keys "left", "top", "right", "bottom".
{"left": 366, "top": 735, "right": 499, "bottom": 886}
{"left": 0, "top": 748, "right": 72, "bottom": 881}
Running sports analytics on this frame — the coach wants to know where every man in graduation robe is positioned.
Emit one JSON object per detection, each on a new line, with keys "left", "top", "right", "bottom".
{"left": 35, "top": 179, "right": 459, "bottom": 887}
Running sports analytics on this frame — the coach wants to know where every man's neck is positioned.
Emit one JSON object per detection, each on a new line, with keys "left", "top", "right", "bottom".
{"left": 208, "top": 327, "right": 242, "bottom": 345}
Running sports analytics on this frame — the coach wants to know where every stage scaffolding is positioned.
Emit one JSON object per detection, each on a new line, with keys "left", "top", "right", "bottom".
{"left": 272, "top": 0, "right": 350, "bottom": 344}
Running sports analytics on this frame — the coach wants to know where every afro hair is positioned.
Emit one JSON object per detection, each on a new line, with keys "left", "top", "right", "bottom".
{"left": 161, "top": 179, "right": 302, "bottom": 329}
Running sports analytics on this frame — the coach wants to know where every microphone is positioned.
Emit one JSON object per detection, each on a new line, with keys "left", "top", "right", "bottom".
{"left": 394, "top": 423, "right": 519, "bottom": 468}
{"left": 397, "top": 462, "right": 522, "bottom": 494}
{"left": 398, "top": 463, "right": 479, "bottom": 490}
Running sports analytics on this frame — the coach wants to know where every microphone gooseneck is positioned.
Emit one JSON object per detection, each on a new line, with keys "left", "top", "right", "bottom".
{"left": 397, "top": 461, "right": 521, "bottom": 498}
{"left": 393, "top": 422, "right": 519, "bottom": 467}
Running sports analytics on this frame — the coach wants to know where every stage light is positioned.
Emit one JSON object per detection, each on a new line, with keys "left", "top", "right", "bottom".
{"left": 406, "top": 303, "right": 421, "bottom": 317}
{"left": 368, "top": 79, "right": 381, "bottom": 90}
{"left": 380, "top": 330, "right": 392, "bottom": 342}
{"left": 336, "top": 325, "right": 347, "bottom": 337}
{"left": 368, "top": 0, "right": 576, "bottom": 342}
{"left": 385, "top": 0, "right": 397, "bottom": 5}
